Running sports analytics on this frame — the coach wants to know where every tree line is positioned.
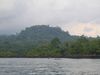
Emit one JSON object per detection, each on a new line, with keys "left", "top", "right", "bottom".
{"left": 0, "top": 35, "right": 100, "bottom": 58}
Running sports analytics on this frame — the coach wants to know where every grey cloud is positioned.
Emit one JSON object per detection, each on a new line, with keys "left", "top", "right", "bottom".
{"left": 0, "top": 0, "right": 100, "bottom": 35}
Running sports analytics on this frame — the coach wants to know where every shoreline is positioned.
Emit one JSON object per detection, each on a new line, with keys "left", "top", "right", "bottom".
{"left": 0, "top": 55, "right": 100, "bottom": 59}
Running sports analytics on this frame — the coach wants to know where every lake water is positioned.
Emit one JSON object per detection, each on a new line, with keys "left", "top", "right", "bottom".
{"left": 0, "top": 58, "right": 100, "bottom": 75}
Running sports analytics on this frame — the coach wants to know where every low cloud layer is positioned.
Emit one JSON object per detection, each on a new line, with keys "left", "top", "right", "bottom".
{"left": 0, "top": 0, "right": 100, "bottom": 37}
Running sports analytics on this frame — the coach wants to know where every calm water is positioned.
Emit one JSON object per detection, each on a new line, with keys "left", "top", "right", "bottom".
{"left": 0, "top": 58, "right": 100, "bottom": 75}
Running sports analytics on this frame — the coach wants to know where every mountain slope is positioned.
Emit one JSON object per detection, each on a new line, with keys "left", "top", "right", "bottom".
{"left": 0, "top": 25, "right": 78, "bottom": 51}
{"left": 17, "top": 25, "right": 76, "bottom": 42}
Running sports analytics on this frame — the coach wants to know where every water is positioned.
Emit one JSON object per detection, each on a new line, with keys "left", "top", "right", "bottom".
{"left": 0, "top": 58, "right": 100, "bottom": 75}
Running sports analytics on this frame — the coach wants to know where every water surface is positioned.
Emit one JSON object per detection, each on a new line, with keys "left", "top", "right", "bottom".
{"left": 0, "top": 58, "right": 100, "bottom": 75}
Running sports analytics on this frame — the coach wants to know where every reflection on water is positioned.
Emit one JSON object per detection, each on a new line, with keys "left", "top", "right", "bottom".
{"left": 0, "top": 58, "right": 100, "bottom": 75}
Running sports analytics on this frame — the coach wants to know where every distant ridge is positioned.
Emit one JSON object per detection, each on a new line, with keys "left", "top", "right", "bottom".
{"left": 17, "top": 25, "right": 77, "bottom": 42}
{"left": 0, "top": 25, "right": 78, "bottom": 51}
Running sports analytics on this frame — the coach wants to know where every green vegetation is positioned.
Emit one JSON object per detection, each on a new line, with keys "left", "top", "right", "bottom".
{"left": 0, "top": 25, "right": 100, "bottom": 58}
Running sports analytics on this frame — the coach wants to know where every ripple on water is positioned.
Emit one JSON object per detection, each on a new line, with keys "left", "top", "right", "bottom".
{"left": 0, "top": 58, "right": 100, "bottom": 75}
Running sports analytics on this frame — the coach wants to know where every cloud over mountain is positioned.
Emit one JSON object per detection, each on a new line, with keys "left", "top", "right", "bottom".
{"left": 0, "top": 0, "right": 100, "bottom": 36}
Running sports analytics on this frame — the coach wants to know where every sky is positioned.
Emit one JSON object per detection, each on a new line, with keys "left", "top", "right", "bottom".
{"left": 0, "top": 0, "right": 100, "bottom": 37}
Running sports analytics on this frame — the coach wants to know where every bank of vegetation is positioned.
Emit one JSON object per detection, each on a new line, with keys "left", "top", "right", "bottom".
{"left": 0, "top": 25, "right": 100, "bottom": 58}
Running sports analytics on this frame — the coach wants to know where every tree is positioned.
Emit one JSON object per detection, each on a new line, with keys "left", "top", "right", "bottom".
{"left": 50, "top": 38, "right": 61, "bottom": 48}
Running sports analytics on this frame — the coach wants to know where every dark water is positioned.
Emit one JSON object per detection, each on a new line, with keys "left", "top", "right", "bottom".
{"left": 0, "top": 58, "right": 100, "bottom": 75}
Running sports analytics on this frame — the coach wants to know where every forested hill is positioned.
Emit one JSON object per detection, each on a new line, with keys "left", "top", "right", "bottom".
{"left": 0, "top": 25, "right": 100, "bottom": 58}
{"left": 17, "top": 25, "right": 77, "bottom": 42}
{"left": 0, "top": 25, "right": 78, "bottom": 51}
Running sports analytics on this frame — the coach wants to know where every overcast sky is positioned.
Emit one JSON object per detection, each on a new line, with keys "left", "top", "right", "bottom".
{"left": 0, "top": 0, "right": 100, "bottom": 37}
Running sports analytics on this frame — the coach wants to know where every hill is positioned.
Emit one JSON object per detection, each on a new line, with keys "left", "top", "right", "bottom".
{"left": 0, "top": 25, "right": 78, "bottom": 51}
{"left": 0, "top": 25, "right": 100, "bottom": 58}
{"left": 17, "top": 25, "right": 77, "bottom": 42}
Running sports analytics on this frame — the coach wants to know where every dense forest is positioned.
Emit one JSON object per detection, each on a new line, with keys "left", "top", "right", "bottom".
{"left": 0, "top": 25, "right": 100, "bottom": 58}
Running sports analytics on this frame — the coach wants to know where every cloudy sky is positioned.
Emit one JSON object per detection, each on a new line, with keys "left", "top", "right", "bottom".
{"left": 0, "top": 0, "right": 100, "bottom": 37}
